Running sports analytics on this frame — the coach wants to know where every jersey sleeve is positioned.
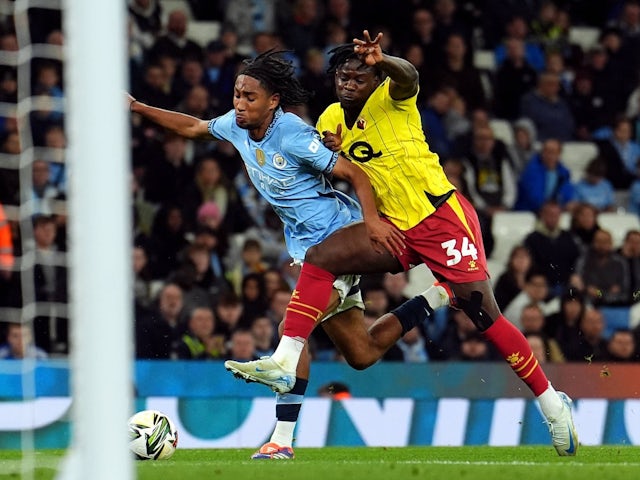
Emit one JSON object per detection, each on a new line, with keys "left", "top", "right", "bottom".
{"left": 378, "top": 77, "right": 417, "bottom": 112}
{"left": 207, "top": 110, "right": 236, "bottom": 141}
{"left": 285, "top": 125, "right": 338, "bottom": 175}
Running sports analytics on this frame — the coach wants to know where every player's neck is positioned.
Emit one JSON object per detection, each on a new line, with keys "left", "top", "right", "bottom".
{"left": 343, "top": 108, "right": 360, "bottom": 129}
{"left": 248, "top": 109, "right": 279, "bottom": 141}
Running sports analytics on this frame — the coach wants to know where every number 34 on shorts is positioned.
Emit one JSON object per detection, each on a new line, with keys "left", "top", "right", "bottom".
{"left": 441, "top": 237, "right": 478, "bottom": 266}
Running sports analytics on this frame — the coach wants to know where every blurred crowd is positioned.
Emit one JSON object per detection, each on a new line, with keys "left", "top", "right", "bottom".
{"left": 2, "top": 0, "right": 640, "bottom": 363}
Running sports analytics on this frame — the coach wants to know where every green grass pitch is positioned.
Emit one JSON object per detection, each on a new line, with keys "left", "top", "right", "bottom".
{"left": 1, "top": 446, "right": 639, "bottom": 480}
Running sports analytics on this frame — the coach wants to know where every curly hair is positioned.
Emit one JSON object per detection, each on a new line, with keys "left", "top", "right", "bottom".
{"left": 326, "top": 43, "right": 384, "bottom": 79}
{"left": 239, "top": 50, "right": 311, "bottom": 107}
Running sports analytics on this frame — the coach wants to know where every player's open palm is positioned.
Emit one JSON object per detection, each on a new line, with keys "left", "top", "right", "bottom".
{"left": 366, "top": 218, "right": 405, "bottom": 258}
{"left": 353, "top": 30, "right": 384, "bottom": 66}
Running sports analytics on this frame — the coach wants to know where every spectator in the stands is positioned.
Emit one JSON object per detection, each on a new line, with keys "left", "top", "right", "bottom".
{"left": 180, "top": 155, "right": 253, "bottom": 234}
{"left": 226, "top": 328, "right": 258, "bottom": 361}
{"left": 280, "top": 0, "right": 323, "bottom": 60}
{"left": 240, "top": 272, "right": 269, "bottom": 324}
{"left": 299, "top": 48, "right": 334, "bottom": 123}
{"left": 433, "top": 33, "right": 487, "bottom": 111}
{"left": 136, "top": 282, "right": 186, "bottom": 359}
{"left": 493, "top": 37, "right": 538, "bottom": 120}
{"left": 520, "top": 71, "right": 575, "bottom": 142}
{"left": 596, "top": 116, "right": 640, "bottom": 190}
{"left": 431, "top": 0, "right": 474, "bottom": 54}
{"left": 573, "top": 228, "right": 630, "bottom": 306}
{"left": 202, "top": 39, "right": 240, "bottom": 114}
{"left": 616, "top": 230, "right": 640, "bottom": 304}
{"left": 494, "top": 15, "right": 546, "bottom": 72}
{"left": 31, "top": 160, "right": 63, "bottom": 217}
{"left": 606, "top": 329, "right": 639, "bottom": 361}
{"left": 420, "top": 88, "right": 453, "bottom": 158}
{"left": 546, "top": 289, "right": 586, "bottom": 345}
{"left": 149, "top": 9, "right": 203, "bottom": 65}
{"left": 146, "top": 204, "right": 190, "bottom": 279}
{"left": 573, "top": 156, "right": 616, "bottom": 212}
{"left": 568, "top": 70, "right": 609, "bottom": 141}
{"left": 461, "top": 124, "right": 517, "bottom": 256}
{"left": 524, "top": 200, "right": 580, "bottom": 297}
{"left": 251, "top": 315, "right": 276, "bottom": 357}
{"left": 494, "top": 245, "right": 533, "bottom": 310}
{"left": 171, "top": 58, "right": 207, "bottom": 104}
{"left": 404, "top": 7, "right": 439, "bottom": 69}
{"left": 515, "top": 138, "right": 575, "bottom": 212}
{"left": 519, "top": 303, "right": 565, "bottom": 363}
{"left": 584, "top": 45, "right": 628, "bottom": 133}
{"left": 503, "top": 269, "right": 560, "bottom": 330}
{"left": 562, "top": 306, "right": 609, "bottom": 362}
{"left": 544, "top": 51, "right": 572, "bottom": 98}
{"left": 143, "top": 133, "right": 193, "bottom": 205}
{"left": 569, "top": 202, "right": 601, "bottom": 253}
{"left": 172, "top": 306, "right": 226, "bottom": 359}
{"left": 133, "top": 62, "right": 177, "bottom": 111}
{"left": 224, "top": 0, "right": 277, "bottom": 55}
{"left": 509, "top": 117, "right": 539, "bottom": 175}
{"left": 0, "top": 323, "right": 48, "bottom": 360}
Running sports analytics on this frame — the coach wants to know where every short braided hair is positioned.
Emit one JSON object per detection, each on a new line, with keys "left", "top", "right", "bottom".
{"left": 326, "top": 43, "right": 384, "bottom": 79}
{"left": 239, "top": 49, "right": 311, "bottom": 107}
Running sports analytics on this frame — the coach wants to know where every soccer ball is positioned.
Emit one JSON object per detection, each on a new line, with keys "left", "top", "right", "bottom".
{"left": 128, "top": 410, "right": 178, "bottom": 460}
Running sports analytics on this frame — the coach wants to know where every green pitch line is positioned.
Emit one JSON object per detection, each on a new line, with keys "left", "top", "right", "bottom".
{"left": 1, "top": 446, "right": 639, "bottom": 480}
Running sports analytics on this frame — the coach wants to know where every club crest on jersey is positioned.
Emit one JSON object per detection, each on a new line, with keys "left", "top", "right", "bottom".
{"left": 256, "top": 149, "right": 266, "bottom": 166}
{"left": 357, "top": 118, "right": 366, "bottom": 129}
{"left": 272, "top": 153, "right": 287, "bottom": 169}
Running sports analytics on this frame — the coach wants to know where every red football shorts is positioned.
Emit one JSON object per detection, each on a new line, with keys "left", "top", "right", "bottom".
{"left": 390, "top": 191, "right": 489, "bottom": 283}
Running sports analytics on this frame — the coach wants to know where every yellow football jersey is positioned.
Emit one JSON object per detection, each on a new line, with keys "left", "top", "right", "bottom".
{"left": 317, "top": 78, "right": 455, "bottom": 231}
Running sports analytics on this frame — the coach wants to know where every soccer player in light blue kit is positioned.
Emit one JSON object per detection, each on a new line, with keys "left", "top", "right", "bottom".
{"left": 129, "top": 51, "right": 402, "bottom": 261}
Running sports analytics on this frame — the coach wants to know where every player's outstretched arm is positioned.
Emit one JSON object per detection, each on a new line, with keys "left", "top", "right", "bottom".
{"left": 353, "top": 30, "right": 418, "bottom": 100}
{"left": 332, "top": 154, "right": 405, "bottom": 257}
{"left": 127, "top": 93, "right": 212, "bottom": 140}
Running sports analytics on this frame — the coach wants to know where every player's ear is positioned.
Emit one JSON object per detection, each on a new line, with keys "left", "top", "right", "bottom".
{"left": 269, "top": 93, "right": 280, "bottom": 110}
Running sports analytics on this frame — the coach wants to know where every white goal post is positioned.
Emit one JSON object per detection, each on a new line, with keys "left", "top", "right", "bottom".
{"left": 56, "top": 0, "right": 133, "bottom": 478}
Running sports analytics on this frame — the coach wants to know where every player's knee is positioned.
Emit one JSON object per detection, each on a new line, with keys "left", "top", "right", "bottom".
{"left": 343, "top": 351, "right": 374, "bottom": 371}
{"left": 304, "top": 244, "right": 322, "bottom": 266}
{"left": 456, "top": 290, "right": 495, "bottom": 331}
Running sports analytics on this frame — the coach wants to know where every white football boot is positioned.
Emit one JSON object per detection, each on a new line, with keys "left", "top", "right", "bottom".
{"left": 225, "top": 356, "right": 296, "bottom": 394}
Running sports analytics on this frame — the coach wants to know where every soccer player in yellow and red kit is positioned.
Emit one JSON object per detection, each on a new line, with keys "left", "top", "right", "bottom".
{"left": 226, "top": 31, "right": 577, "bottom": 457}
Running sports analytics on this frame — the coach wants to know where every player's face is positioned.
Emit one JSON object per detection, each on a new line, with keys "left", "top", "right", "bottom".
{"left": 335, "top": 59, "right": 380, "bottom": 111}
{"left": 233, "top": 74, "right": 279, "bottom": 133}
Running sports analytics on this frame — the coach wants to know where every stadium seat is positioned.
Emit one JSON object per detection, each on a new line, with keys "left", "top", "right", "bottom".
{"left": 405, "top": 264, "right": 436, "bottom": 297}
{"left": 487, "top": 258, "right": 505, "bottom": 281}
{"left": 473, "top": 50, "right": 496, "bottom": 71}
{"left": 188, "top": 21, "right": 221, "bottom": 47}
{"left": 561, "top": 141, "right": 599, "bottom": 183}
{"left": 597, "top": 212, "right": 640, "bottom": 247}
{"left": 599, "top": 306, "right": 631, "bottom": 339}
{"left": 568, "top": 26, "right": 602, "bottom": 52}
{"left": 489, "top": 119, "right": 515, "bottom": 146}
{"left": 490, "top": 211, "right": 537, "bottom": 266}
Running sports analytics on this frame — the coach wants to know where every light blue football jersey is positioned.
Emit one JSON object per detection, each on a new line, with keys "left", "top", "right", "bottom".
{"left": 208, "top": 108, "right": 362, "bottom": 260}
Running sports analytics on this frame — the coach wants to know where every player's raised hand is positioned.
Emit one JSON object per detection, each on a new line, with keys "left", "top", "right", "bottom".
{"left": 366, "top": 218, "right": 405, "bottom": 258}
{"left": 353, "top": 30, "right": 384, "bottom": 66}
{"left": 321, "top": 124, "right": 343, "bottom": 152}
